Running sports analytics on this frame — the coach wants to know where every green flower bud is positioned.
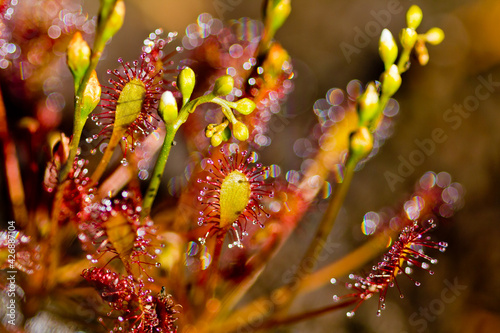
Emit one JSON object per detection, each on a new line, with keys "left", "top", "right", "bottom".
{"left": 349, "top": 126, "right": 373, "bottom": 161}
{"left": 213, "top": 75, "right": 234, "bottom": 96}
{"left": 358, "top": 82, "right": 379, "bottom": 126}
{"left": 425, "top": 27, "right": 445, "bottom": 45}
{"left": 400, "top": 28, "right": 418, "bottom": 49}
{"left": 211, "top": 132, "right": 223, "bottom": 147}
{"left": 406, "top": 5, "right": 423, "bottom": 30}
{"left": 381, "top": 65, "right": 402, "bottom": 97}
{"left": 158, "top": 91, "right": 178, "bottom": 124}
{"left": 232, "top": 121, "right": 249, "bottom": 141}
{"left": 379, "top": 29, "right": 398, "bottom": 70}
{"left": 67, "top": 32, "right": 90, "bottom": 87}
{"left": 264, "top": 0, "right": 291, "bottom": 38}
{"left": 177, "top": 67, "right": 195, "bottom": 105}
{"left": 81, "top": 70, "right": 101, "bottom": 120}
{"left": 100, "top": 0, "right": 125, "bottom": 46}
{"left": 235, "top": 98, "right": 256, "bottom": 115}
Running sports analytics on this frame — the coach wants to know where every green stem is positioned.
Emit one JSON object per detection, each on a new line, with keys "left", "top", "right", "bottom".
{"left": 60, "top": 1, "right": 119, "bottom": 181}
{"left": 397, "top": 46, "right": 412, "bottom": 74}
{"left": 141, "top": 124, "right": 176, "bottom": 218}
{"left": 140, "top": 93, "right": 229, "bottom": 219}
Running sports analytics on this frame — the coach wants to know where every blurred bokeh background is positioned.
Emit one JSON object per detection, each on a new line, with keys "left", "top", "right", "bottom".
{"left": 2, "top": 0, "right": 500, "bottom": 332}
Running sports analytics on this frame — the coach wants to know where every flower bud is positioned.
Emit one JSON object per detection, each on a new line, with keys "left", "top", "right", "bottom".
{"left": 406, "top": 5, "right": 423, "bottom": 30}
{"left": 264, "top": 0, "right": 291, "bottom": 38}
{"left": 67, "top": 32, "right": 90, "bottom": 86}
{"left": 210, "top": 132, "right": 223, "bottom": 147}
{"left": 415, "top": 39, "right": 429, "bottom": 66}
{"left": 381, "top": 65, "right": 402, "bottom": 97}
{"left": 177, "top": 67, "right": 195, "bottom": 104}
{"left": 424, "top": 27, "right": 445, "bottom": 45}
{"left": 100, "top": 0, "right": 125, "bottom": 45}
{"left": 213, "top": 75, "right": 234, "bottom": 96}
{"left": 400, "top": 28, "right": 418, "bottom": 49}
{"left": 232, "top": 121, "right": 249, "bottom": 141}
{"left": 81, "top": 70, "right": 101, "bottom": 120}
{"left": 379, "top": 29, "right": 398, "bottom": 70}
{"left": 349, "top": 127, "right": 373, "bottom": 161}
{"left": 358, "top": 82, "right": 379, "bottom": 126}
{"left": 158, "top": 91, "right": 178, "bottom": 124}
{"left": 235, "top": 98, "right": 256, "bottom": 115}
{"left": 205, "top": 123, "right": 216, "bottom": 138}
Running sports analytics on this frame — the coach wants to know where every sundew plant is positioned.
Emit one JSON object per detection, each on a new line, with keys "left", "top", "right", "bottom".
{"left": 0, "top": 1, "right": 468, "bottom": 332}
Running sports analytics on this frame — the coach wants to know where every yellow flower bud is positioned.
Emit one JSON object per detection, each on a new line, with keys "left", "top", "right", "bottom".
{"left": 67, "top": 32, "right": 90, "bottom": 86}
{"left": 381, "top": 65, "right": 402, "bottom": 97}
{"left": 264, "top": 0, "right": 291, "bottom": 38}
{"left": 158, "top": 91, "right": 178, "bottom": 124}
{"left": 235, "top": 98, "right": 256, "bottom": 115}
{"left": 379, "top": 29, "right": 398, "bottom": 70}
{"left": 425, "top": 27, "right": 445, "bottom": 45}
{"left": 177, "top": 67, "right": 195, "bottom": 105}
{"left": 400, "top": 28, "right": 418, "bottom": 49}
{"left": 100, "top": 0, "right": 125, "bottom": 45}
{"left": 81, "top": 70, "right": 101, "bottom": 120}
{"left": 406, "top": 5, "right": 423, "bottom": 30}
{"left": 358, "top": 82, "right": 379, "bottom": 126}
{"left": 211, "top": 132, "right": 223, "bottom": 147}
{"left": 232, "top": 121, "right": 249, "bottom": 141}
{"left": 213, "top": 75, "right": 234, "bottom": 96}
{"left": 349, "top": 127, "right": 373, "bottom": 161}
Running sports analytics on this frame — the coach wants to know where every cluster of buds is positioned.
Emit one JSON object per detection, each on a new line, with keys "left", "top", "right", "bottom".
{"left": 357, "top": 5, "right": 445, "bottom": 133}
{"left": 203, "top": 75, "right": 257, "bottom": 146}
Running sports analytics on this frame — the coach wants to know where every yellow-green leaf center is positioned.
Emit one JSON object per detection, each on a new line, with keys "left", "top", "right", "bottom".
{"left": 219, "top": 170, "right": 251, "bottom": 228}
{"left": 114, "top": 78, "right": 146, "bottom": 129}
